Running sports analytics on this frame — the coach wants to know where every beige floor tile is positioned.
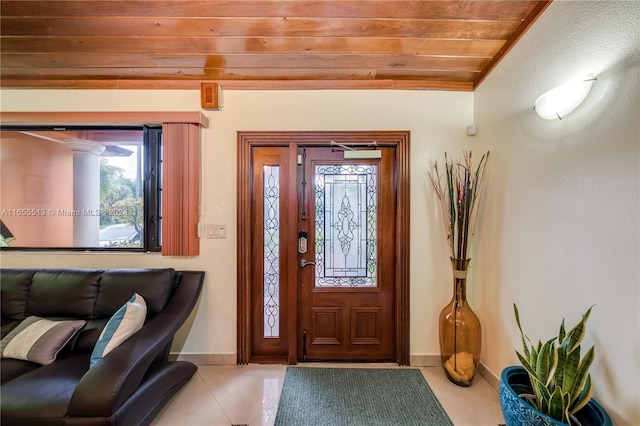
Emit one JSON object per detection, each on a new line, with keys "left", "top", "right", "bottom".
{"left": 202, "top": 365, "right": 286, "bottom": 426}
{"left": 248, "top": 409, "right": 278, "bottom": 426}
{"left": 196, "top": 364, "right": 238, "bottom": 383}
{"left": 150, "top": 374, "right": 231, "bottom": 426}
{"left": 421, "top": 366, "right": 505, "bottom": 426}
{"left": 153, "top": 363, "right": 505, "bottom": 426}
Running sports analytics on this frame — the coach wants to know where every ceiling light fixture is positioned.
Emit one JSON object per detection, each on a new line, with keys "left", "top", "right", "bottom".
{"left": 534, "top": 74, "right": 596, "bottom": 120}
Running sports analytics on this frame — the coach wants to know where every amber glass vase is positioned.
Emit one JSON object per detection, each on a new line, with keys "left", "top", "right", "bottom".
{"left": 438, "top": 257, "right": 481, "bottom": 387}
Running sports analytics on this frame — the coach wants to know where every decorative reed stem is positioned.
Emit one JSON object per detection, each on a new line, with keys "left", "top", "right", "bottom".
{"left": 428, "top": 151, "right": 490, "bottom": 260}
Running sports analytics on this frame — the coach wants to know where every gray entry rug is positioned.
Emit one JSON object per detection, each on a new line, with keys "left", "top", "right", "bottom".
{"left": 274, "top": 367, "right": 454, "bottom": 426}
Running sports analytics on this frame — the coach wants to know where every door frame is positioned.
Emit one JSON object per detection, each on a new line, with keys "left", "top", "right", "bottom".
{"left": 237, "top": 131, "right": 410, "bottom": 365}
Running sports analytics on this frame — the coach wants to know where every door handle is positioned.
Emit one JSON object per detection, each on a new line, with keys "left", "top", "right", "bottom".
{"left": 299, "top": 259, "right": 315, "bottom": 268}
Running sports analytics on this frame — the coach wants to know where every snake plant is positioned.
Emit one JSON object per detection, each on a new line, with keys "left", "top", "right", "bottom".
{"left": 513, "top": 304, "right": 595, "bottom": 424}
{"left": 0, "top": 234, "right": 14, "bottom": 247}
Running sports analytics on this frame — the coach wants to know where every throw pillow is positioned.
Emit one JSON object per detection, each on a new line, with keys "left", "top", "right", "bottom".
{"left": 90, "top": 293, "right": 147, "bottom": 368}
{"left": 0, "top": 316, "right": 86, "bottom": 365}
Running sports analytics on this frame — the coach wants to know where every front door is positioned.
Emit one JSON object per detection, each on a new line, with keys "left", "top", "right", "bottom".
{"left": 237, "top": 131, "right": 410, "bottom": 366}
{"left": 297, "top": 147, "right": 396, "bottom": 361}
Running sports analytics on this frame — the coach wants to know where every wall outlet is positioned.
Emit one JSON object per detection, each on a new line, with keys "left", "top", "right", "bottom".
{"left": 206, "top": 224, "right": 227, "bottom": 239}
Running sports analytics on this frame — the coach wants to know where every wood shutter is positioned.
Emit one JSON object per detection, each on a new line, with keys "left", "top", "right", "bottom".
{"left": 161, "top": 122, "right": 200, "bottom": 256}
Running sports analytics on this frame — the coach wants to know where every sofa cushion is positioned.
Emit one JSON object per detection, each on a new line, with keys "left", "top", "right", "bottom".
{"left": 90, "top": 293, "right": 147, "bottom": 368}
{"left": 70, "top": 318, "right": 109, "bottom": 352}
{"left": 0, "top": 352, "right": 91, "bottom": 424}
{"left": 0, "top": 316, "right": 86, "bottom": 365}
{"left": 1, "top": 319, "right": 20, "bottom": 340}
{"left": 94, "top": 268, "right": 175, "bottom": 318}
{"left": 26, "top": 270, "right": 102, "bottom": 318}
{"left": 0, "top": 270, "right": 35, "bottom": 320}
{"left": 0, "top": 357, "right": 41, "bottom": 385}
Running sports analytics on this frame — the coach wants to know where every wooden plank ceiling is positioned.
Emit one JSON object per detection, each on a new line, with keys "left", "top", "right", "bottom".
{"left": 0, "top": 1, "right": 552, "bottom": 91}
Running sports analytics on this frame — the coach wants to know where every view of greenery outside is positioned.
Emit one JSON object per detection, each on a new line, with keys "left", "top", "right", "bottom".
{"left": 99, "top": 154, "right": 144, "bottom": 248}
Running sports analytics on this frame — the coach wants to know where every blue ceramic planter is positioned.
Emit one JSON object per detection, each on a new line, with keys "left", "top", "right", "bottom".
{"left": 500, "top": 366, "right": 612, "bottom": 426}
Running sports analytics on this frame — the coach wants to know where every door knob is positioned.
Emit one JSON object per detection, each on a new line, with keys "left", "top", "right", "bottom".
{"left": 299, "top": 259, "right": 315, "bottom": 268}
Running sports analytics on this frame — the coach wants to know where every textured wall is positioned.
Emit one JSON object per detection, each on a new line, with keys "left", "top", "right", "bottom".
{"left": 474, "top": 1, "right": 640, "bottom": 423}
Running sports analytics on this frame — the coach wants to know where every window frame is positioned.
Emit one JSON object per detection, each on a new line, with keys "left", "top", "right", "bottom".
{"left": 0, "top": 124, "right": 162, "bottom": 252}
{"left": 0, "top": 110, "right": 208, "bottom": 257}
{"left": 143, "top": 126, "right": 162, "bottom": 252}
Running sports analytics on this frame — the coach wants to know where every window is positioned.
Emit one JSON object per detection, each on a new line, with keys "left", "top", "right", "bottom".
{"left": 0, "top": 126, "right": 162, "bottom": 251}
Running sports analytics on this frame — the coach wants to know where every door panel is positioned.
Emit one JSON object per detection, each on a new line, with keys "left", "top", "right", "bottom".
{"left": 311, "top": 307, "right": 342, "bottom": 345}
{"left": 298, "top": 147, "right": 396, "bottom": 361}
{"left": 351, "top": 307, "right": 382, "bottom": 345}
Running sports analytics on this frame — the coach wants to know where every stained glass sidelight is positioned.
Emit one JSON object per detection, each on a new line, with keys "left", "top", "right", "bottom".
{"left": 314, "top": 164, "right": 377, "bottom": 287}
{"left": 263, "top": 165, "right": 280, "bottom": 337}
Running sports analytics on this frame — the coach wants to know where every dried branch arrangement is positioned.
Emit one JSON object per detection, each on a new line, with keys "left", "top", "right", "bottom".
{"left": 428, "top": 151, "right": 490, "bottom": 260}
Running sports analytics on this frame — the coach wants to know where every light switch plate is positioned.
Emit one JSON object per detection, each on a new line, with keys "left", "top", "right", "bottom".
{"left": 206, "top": 224, "right": 227, "bottom": 239}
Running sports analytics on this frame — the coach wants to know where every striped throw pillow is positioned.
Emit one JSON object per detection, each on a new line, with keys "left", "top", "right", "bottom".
{"left": 0, "top": 316, "right": 86, "bottom": 365}
{"left": 90, "top": 293, "right": 146, "bottom": 368}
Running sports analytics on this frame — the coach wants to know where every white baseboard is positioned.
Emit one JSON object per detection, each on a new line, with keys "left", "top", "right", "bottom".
{"left": 168, "top": 351, "right": 501, "bottom": 391}
{"left": 171, "top": 353, "right": 443, "bottom": 367}
{"left": 409, "top": 354, "right": 442, "bottom": 367}
{"left": 478, "top": 361, "right": 500, "bottom": 392}
{"left": 410, "top": 354, "right": 500, "bottom": 392}
{"left": 169, "top": 352, "right": 236, "bottom": 365}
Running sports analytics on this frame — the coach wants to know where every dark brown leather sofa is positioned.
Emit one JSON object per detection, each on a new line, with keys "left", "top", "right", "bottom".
{"left": 0, "top": 268, "right": 204, "bottom": 426}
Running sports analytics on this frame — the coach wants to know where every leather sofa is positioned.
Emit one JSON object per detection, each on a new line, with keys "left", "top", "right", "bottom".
{"left": 0, "top": 268, "right": 204, "bottom": 426}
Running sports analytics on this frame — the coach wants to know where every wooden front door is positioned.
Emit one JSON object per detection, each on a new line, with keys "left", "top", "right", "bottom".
{"left": 297, "top": 147, "right": 396, "bottom": 361}
{"left": 237, "top": 131, "right": 410, "bottom": 366}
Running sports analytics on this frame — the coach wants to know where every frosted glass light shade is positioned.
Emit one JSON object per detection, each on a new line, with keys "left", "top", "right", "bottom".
{"left": 534, "top": 74, "right": 596, "bottom": 120}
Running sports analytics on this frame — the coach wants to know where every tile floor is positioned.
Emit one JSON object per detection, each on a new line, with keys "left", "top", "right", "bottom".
{"left": 151, "top": 363, "right": 505, "bottom": 426}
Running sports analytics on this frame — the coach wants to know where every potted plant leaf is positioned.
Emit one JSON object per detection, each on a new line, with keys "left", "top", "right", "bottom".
{"left": 499, "top": 304, "right": 612, "bottom": 426}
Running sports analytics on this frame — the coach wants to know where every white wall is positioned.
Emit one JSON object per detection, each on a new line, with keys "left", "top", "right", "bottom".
{"left": 473, "top": 1, "right": 640, "bottom": 424}
{"left": 0, "top": 88, "right": 474, "bottom": 361}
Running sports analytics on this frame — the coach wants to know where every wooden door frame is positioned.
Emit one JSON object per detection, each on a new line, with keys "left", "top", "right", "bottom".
{"left": 237, "top": 131, "right": 410, "bottom": 365}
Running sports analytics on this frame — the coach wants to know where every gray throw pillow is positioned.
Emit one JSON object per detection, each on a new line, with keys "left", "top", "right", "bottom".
{"left": 0, "top": 316, "right": 86, "bottom": 365}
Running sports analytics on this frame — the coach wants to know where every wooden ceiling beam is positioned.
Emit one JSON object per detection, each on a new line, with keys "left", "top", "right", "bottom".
{"left": 1, "top": 53, "right": 491, "bottom": 71}
{"left": 0, "top": 78, "right": 473, "bottom": 91}
{"left": 1, "top": 17, "right": 519, "bottom": 39}
{"left": 1, "top": 36, "right": 504, "bottom": 57}
{"left": 0, "top": 1, "right": 542, "bottom": 21}
{"left": 1, "top": 68, "right": 479, "bottom": 81}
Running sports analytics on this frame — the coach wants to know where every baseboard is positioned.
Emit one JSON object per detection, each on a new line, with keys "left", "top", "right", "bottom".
{"left": 478, "top": 361, "right": 500, "bottom": 392}
{"left": 169, "top": 353, "right": 236, "bottom": 365}
{"left": 410, "top": 355, "right": 500, "bottom": 391}
{"left": 409, "top": 354, "right": 442, "bottom": 367}
{"left": 171, "top": 353, "right": 443, "bottom": 367}
{"left": 168, "top": 351, "right": 501, "bottom": 390}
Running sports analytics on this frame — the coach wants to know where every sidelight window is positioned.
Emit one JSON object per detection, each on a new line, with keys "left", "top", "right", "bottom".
{"left": 263, "top": 165, "right": 280, "bottom": 338}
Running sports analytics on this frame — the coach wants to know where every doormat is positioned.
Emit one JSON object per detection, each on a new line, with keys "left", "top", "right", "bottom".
{"left": 274, "top": 367, "right": 454, "bottom": 426}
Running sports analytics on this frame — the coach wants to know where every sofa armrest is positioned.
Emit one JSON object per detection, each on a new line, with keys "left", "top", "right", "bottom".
{"left": 66, "top": 271, "right": 204, "bottom": 417}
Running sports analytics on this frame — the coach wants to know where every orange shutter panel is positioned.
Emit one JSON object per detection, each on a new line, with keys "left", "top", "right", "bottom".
{"left": 161, "top": 123, "right": 200, "bottom": 256}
